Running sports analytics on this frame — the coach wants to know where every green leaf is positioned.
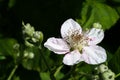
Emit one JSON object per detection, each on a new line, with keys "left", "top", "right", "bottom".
{"left": 8, "top": 0, "right": 16, "bottom": 8}
{"left": 22, "top": 47, "right": 41, "bottom": 71}
{"left": 112, "top": 0, "right": 120, "bottom": 3}
{"left": 76, "top": 63, "right": 92, "bottom": 73}
{"left": 116, "top": 6, "right": 120, "bottom": 16}
{"left": 0, "top": 38, "right": 17, "bottom": 56}
{"left": 109, "top": 47, "right": 120, "bottom": 74}
{"left": 81, "top": 76, "right": 87, "bottom": 80}
{"left": 22, "top": 47, "right": 54, "bottom": 72}
{"left": 0, "top": 55, "right": 6, "bottom": 60}
{"left": 40, "top": 72, "right": 51, "bottom": 80}
{"left": 77, "top": 1, "right": 119, "bottom": 30}
{"left": 54, "top": 65, "right": 64, "bottom": 80}
{"left": 13, "top": 76, "right": 20, "bottom": 80}
{"left": 105, "top": 50, "right": 113, "bottom": 62}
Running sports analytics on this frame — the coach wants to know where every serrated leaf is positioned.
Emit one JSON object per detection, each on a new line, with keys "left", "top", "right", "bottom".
{"left": 77, "top": 1, "right": 119, "bottom": 30}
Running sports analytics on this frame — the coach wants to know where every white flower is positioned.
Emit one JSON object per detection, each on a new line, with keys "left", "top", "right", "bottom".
{"left": 44, "top": 19, "right": 107, "bottom": 65}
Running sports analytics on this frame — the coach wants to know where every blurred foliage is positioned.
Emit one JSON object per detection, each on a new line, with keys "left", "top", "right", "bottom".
{"left": 0, "top": 0, "right": 120, "bottom": 80}
{"left": 0, "top": 38, "right": 17, "bottom": 56}
{"left": 109, "top": 47, "right": 120, "bottom": 80}
{"left": 77, "top": 0, "right": 119, "bottom": 30}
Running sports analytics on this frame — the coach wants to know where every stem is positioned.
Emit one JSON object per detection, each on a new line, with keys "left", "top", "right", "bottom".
{"left": 7, "top": 65, "right": 18, "bottom": 80}
{"left": 115, "top": 73, "right": 120, "bottom": 78}
{"left": 40, "top": 49, "right": 51, "bottom": 72}
{"left": 39, "top": 47, "right": 56, "bottom": 80}
{"left": 61, "top": 65, "right": 76, "bottom": 80}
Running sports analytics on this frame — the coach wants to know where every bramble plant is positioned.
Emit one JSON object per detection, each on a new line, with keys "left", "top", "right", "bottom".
{"left": 0, "top": 0, "right": 120, "bottom": 80}
{"left": 44, "top": 19, "right": 106, "bottom": 66}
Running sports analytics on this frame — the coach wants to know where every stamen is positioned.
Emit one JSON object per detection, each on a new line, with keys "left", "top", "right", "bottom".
{"left": 67, "top": 30, "right": 88, "bottom": 52}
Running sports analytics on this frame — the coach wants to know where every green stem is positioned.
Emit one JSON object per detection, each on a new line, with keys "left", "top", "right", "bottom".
{"left": 115, "top": 73, "right": 120, "bottom": 78}
{"left": 39, "top": 47, "right": 56, "bottom": 80}
{"left": 7, "top": 65, "right": 18, "bottom": 80}
{"left": 61, "top": 65, "right": 76, "bottom": 80}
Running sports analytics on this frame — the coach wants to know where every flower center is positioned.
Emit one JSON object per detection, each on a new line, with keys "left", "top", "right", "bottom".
{"left": 68, "top": 31, "right": 88, "bottom": 52}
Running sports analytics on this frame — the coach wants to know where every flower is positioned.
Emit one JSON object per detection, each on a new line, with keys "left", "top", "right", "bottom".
{"left": 44, "top": 19, "right": 107, "bottom": 65}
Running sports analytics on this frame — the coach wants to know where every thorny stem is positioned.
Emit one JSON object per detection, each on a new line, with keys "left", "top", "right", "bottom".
{"left": 39, "top": 46, "right": 56, "bottom": 80}
{"left": 7, "top": 65, "right": 18, "bottom": 80}
{"left": 115, "top": 73, "right": 120, "bottom": 78}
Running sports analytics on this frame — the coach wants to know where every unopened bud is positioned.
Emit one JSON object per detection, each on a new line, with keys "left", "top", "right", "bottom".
{"left": 33, "top": 31, "right": 43, "bottom": 43}
{"left": 13, "top": 43, "right": 20, "bottom": 50}
{"left": 93, "top": 23, "right": 102, "bottom": 29}
{"left": 98, "top": 64, "right": 108, "bottom": 73}
{"left": 102, "top": 70, "right": 115, "bottom": 80}
{"left": 23, "top": 23, "right": 35, "bottom": 37}
{"left": 24, "top": 51, "right": 29, "bottom": 57}
{"left": 94, "top": 67, "right": 100, "bottom": 74}
{"left": 92, "top": 75, "right": 99, "bottom": 80}
{"left": 25, "top": 41, "right": 34, "bottom": 47}
{"left": 28, "top": 52, "right": 34, "bottom": 59}
{"left": 23, "top": 51, "right": 34, "bottom": 59}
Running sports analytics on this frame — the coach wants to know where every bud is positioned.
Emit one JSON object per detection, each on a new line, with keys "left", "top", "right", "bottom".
{"left": 32, "top": 31, "right": 43, "bottom": 43}
{"left": 28, "top": 52, "right": 34, "bottom": 59}
{"left": 23, "top": 23, "right": 35, "bottom": 37}
{"left": 93, "top": 23, "right": 102, "bottom": 29}
{"left": 13, "top": 43, "right": 20, "bottom": 50}
{"left": 24, "top": 51, "right": 29, "bottom": 57}
{"left": 25, "top": 41, "right": 34, "bottom": 47}
{"left": 94, "top": 67, "right": 100, "bottom": 74}
{"left": 98, "top": 64, "right": 108, "bottom": 73}
{"left": 102, "top": 70, "right": 115, "bottom": 80}
{"left": 17, "top": 52, "right": 20, "bottom": 57}
{"left": 92, "top": 75, "right": 100, "bottom": 80}
{"left": 23, "top": 50, "right": 34, "bottom": 59}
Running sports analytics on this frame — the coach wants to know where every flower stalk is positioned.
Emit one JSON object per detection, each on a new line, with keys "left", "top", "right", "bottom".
{"left": 7, "top": 65, "right": 18, "bottom": 80}
{"left": 115, "top": 73, "right": 120, "bottom": 78}
{"left": 39, "top": 46, "right": 56, "bottom": 80}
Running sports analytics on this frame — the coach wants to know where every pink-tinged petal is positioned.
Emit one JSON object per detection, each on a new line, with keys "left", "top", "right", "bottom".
{"left": 61, "top": 19, "right": 82, "bottom": 41}
{"left": 63, "top": 50, "right": 83, "bottom": 65}
{"left": 85, "top": 28, "right": 104, "bottom": 45}
{"left": 82, "top": 45, "right": 107, "bottom": 65}
{"left": 44, "top": 37, "right": 70, "bottom": 54}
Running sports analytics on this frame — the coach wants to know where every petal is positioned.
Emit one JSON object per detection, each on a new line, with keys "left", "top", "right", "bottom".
{"left": 85, "top": 28, "right": 104, "bottom": 45}
{"left": 82, "top": 45, "right": 107, "bottom": 65}
{"left": 44, "top": 37, "right": 70, "bottom": 54}
{"left": 63, "top": 50, "right": 83, "bottom": 65}
{"left": 61, "top": 19, "right": 82, "bottom": 41}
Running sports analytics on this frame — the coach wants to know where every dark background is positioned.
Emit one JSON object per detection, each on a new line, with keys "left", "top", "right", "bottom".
{"left": 0, "top": 0, "right": 120, "bottom": 80}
